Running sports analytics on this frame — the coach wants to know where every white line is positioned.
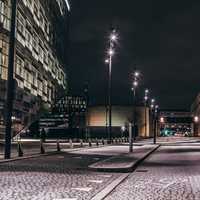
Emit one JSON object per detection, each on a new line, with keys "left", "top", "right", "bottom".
{"left": 71, "top": 187, "right": 92, "bottom": 192}
{"left": 91, "top": 174, "right": 130, "bottom": 200}
{"left": 88, "top": 180, "right": 103, "bottom": 184}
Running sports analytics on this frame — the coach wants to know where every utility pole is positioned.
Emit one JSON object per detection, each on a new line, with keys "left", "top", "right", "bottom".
{"left": 4, "top": 0, "right": 17, "bottom": 159}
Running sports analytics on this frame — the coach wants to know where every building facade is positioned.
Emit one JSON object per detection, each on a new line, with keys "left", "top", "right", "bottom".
{"left": 87, "top": 105, "right": 153, "bottom": 138}
{"left": 0, "top": 0, "right": 70, "bottom": 137}
{"left": 159, "top": 110, "right": 193, "bottom": 136}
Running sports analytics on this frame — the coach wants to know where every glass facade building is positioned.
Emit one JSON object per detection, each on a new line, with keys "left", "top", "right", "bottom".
{"left": 0, "top": 0, "right": 70, "bottom": 137}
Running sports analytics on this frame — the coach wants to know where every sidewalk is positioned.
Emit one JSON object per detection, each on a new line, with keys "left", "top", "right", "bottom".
{"left": 89, "top": 144, "right": 160, "bottom": 172}
{"left": 0, "top": 140, "right": 109, "bottom": 161}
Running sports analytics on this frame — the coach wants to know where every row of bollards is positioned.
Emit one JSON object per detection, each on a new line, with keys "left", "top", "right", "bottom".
{"left": 16, "top": 137, "right": 130, "bottom": 157}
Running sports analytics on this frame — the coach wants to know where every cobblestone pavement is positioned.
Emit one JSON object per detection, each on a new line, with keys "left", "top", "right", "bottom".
{"left": 105, "top": 143, "right": 200, "bottom": 200}
{"left": 0, "top": 151, "right": 122, "bottom": 200}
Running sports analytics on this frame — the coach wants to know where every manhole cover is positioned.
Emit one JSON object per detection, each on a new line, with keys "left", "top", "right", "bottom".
{"left": 136, "top": 170, "right": 148, "bottom": 172}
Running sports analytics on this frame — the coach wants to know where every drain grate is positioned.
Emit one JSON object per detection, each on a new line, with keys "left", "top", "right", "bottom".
{"left": 136, "top": 169, "right": 148, "bottom": 172}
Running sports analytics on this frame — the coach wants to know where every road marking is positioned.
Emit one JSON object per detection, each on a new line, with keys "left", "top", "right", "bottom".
{"left": 54, "top": 198, "right": 77, "bottom": 200}
{"left": 71, "top": 187, "right": 92, "bottom": 192}
{"left": 88, "top": 180, "right": 103, "bottom": 184}
{"left": 97, "top": 175, "right": 112, "bottom": 178}
{"left": 91, "top": 174, "right": 130, "bottom": 200}
{"left": 93, "top": 158, "right": 100, "bottom": 160}
{"left": 73, "top": 156, "right": 82, "bottom": 159}
{"left": 57, "top": 156, "right": 65, "bottom": 159}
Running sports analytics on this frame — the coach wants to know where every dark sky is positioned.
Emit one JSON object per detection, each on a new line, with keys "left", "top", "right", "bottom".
{"left": 68, "top": 0, "right": 200, "bottom": 109}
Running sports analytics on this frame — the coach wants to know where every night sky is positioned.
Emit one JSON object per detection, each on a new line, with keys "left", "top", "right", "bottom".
{"left": 68, "top": 0, "right": 200, "bottom": 110}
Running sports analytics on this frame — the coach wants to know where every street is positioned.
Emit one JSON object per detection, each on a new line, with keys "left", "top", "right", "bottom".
{"left": 0, "top": 138, "right": 199, "bottom": 199}
{"left": 106, "top": 140, "right": 200, "bottom": 200}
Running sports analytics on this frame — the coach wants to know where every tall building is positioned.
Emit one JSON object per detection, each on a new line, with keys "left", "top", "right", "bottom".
{"left": 0, "top": 0, "right": 70, "bottom": 137}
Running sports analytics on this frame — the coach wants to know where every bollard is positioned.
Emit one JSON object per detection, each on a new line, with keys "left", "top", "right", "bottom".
{"left": 40, "top": 139, "right": 45, "bottom": 154}
{"left": 57, "top": 140, "right": 61, "bottom": 152}
{"left": 96, "top": 138, "right": 99, "bottom": 146}
{"left": 89, "top": 139, "right": 92, "bottom": 147}
{"left": 102, "top": 139, "right": 105, "bottom": 145}
{"left": 17, "top": 141, "right": 23, "bottom": 157}
{"left": 105, "top": 139, "right": 108, "bottom": 145}
{"left": 80, "top": 139, "right": 83, "bottom": 147}
{"left": 69, "top": 139, "right": 73, "bottom": 148}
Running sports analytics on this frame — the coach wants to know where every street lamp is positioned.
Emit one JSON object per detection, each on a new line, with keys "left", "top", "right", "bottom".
{"left": 4, "top": 0, "right": 18, "bottom": 159}
{"left": 151, "top": 99, "right": 159, "bottom": 144}
{"left": 105, "top": 29, "right": 118, "bottom": 143}
{"left": 193, "top": 115, "right": 199, "bottom": 136}
{"left": 144, "top": 89, "right": 149, "bottom": 137}
{"left": 129, "top": 69, "right": 141, "bottom": 152}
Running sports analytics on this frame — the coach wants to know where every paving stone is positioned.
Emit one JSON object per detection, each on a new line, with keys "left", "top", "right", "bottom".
{"left": 105, "top": 144, "right": 200, "bottom": 200}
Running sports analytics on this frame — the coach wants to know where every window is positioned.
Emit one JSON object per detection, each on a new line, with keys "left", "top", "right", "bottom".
{"left": 25, "top": 28, "right": 32, "bottom": 50}
{"left": 17, "top": 11, "right": 26, "bottom": 36}
{"left": 15, "top": 56, "right": 24, "bottom": 78}
{"left": 0, "top": 36, "right": 9, "bottom": 80}
{"left": 0, "top": 0, "right": 10, "bottom": 30}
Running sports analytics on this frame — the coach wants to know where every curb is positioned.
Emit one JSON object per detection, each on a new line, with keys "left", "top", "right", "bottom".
{"left": 0, "top": 151, "right": 60, "bottom": 164}
{"left": 0, "top": 144, "right": 112, "bottom": 164}
{"left": 90, "top": 145, "right": 160, "bottom": 200}
{"left": 89, "top": 145, "right": 161, "bottom": 173}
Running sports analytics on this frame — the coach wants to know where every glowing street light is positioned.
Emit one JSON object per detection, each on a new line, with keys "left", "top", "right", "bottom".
{"left": 105, "top": 29, "right": 119, "bottom": 143}
{"left": 194, "top": 116, "right": 199, "bottom": 123}
{"left": 144, "top": 89, "right": 149, "bottom": 137}
{"left": 105, "top": 59, "right": 109, "bottom": 64}
{"left": 133, "top": 80, "right": 138, "bottom": 87}
{"left": 160, "top": 117, "right": 165, "bottom": 123}
{"left": 108, "top": 49, "right": 114, "bottom": 56}
{"left": 134, "top": 71, "right": 140, "bottom": 77}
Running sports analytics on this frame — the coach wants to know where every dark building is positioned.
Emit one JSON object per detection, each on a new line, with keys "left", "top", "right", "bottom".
{"left": 0, "top": 0, "right": 70, "bottom": 137}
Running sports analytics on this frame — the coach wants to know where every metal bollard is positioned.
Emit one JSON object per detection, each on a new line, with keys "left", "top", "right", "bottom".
{"left": 69, "top": 139, "right": 73, "bottom": 148}
{"left": 80, "top": 139, "right": 83, "bottom": 147}
{"left": 57, "top": 140, "right": 61, "bottom": 152}
{"left": 17, "top": 140, "right": 23, "bottom": 157}
{"left": 40, "top": 139, "right": 45, "bottom": 154}
{"left": 89, "top": 139, "right": 92, "bottom": 147}
{"left": 96, "top": 138, "right": 99, "bottom": 146}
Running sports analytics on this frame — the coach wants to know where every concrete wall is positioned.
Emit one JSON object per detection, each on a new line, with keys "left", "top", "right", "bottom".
{"left": 87, "top": 106, "right": 152, "bottom": 138}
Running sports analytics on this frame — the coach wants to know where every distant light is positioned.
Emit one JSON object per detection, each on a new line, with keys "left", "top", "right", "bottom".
{"left": 133, "top": 81, "right": 138, "bottom": 87}
{"left": 151, "top": 99, "right": 155, "bottom": 103}
{"left": 160, "top": 117, "right": 165, "bottom": 123}
{"left": 155, "top": 105, "right": 159, "bottom": 109}
{"left": 108, "top": 49, "right": 114, "bottom": 56}
{"left": 134, "top": 71, "right": 140, "bottom": 77}
{"left": 110, "top": 33, "right": 117, "bottom": 42}
{"left": 121, "top": 126, "right": 126, "bottom": 132}
{"left": 145, "top": 89, "right": 149, "bottom": 94}
{"left": 194, "top": 116, "right": 199, "bottom": 123}
{"left": 105, "top": 59, "right": 109, "bottom": 63}
{"left": 65, "top": 0, "right": 71, "bottom": 11}
{"left": 144, "top": 96, "right": 148, "bottom": 101}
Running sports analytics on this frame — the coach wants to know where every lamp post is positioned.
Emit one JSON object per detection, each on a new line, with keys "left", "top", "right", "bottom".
{"left": 194, "top": 115, "right": 199, "bottom": 136}
{"left": 105, "top": 29, "right": 118, "bottom": 143}
{"left": 129, "top": 70, "right": 141, "bottom": 152}
{"left": 144, "top": 89, "right": 149, "bottom": 138}
{"left": 4, "top": 0, "right": 18, "bottom": 159}
{"left": 151, "top": 99, "right": 159, "bottom": 144}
